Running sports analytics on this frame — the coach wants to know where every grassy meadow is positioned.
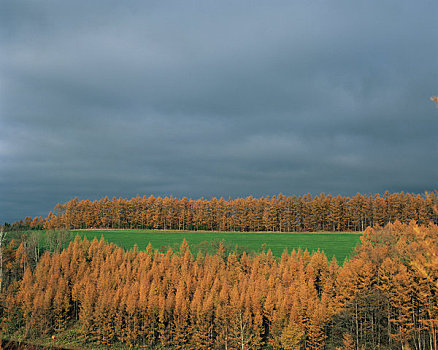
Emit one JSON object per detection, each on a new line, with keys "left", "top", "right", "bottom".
{"left": 72, "top": 229, "right": 362, "bottom": 263}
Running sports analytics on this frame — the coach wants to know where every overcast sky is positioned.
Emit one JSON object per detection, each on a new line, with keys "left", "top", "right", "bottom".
{"left": 1, "top": 1, "right": 437, "bottom": 223}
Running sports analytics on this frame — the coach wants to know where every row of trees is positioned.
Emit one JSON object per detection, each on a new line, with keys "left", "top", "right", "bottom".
{"left": 33, "top": 192, "right": 438, "bottom": 232}
{"left": 1, "top": 221, "right": 437, "bottom": 349}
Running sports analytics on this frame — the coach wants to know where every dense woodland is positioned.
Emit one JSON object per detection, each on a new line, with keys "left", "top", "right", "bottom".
{"left": 0, "top": 221, "right": 437, "bottom": 349}
{"left": 10, "top": 192, "right": 438, "bottom": 232}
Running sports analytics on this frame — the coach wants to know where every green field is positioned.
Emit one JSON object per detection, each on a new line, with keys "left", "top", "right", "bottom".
{"left": 72, "top": 230, "right": 362, "bottom": 263}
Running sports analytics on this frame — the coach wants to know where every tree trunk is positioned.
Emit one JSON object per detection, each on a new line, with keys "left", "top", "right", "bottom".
{"left": 0, "top": 227, "right": 6, "bottom": 294}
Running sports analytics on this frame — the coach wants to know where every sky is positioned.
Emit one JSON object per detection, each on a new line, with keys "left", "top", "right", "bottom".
{"left": 1, "top": 1, "right": 437, "bottom": 223}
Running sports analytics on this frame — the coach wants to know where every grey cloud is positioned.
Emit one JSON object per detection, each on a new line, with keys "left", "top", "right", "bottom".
{"left": 1, "top": 0, "right": 437, "bottom": 222}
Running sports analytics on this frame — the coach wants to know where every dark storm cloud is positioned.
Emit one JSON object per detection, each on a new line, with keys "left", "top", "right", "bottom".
{"left": 1, "top": 0, "right": 437, "bottom": 222}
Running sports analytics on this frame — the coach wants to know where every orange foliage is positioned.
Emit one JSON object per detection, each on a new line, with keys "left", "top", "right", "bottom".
{"left": 1, "top": 221, "right": 437, "bottom": 349}
{"left": 35, "top": 192, "right": 438, "bottom": 232}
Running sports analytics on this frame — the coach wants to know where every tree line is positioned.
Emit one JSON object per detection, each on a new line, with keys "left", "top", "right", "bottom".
{"left": 1, "top": 221, "right": 437, "bottom": 349}
{"left": 12, "top": 191, "right": 438, "bottom": 232}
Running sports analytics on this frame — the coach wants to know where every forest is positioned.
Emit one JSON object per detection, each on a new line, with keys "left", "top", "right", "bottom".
{"left": 9, "top": 192, "right": 438, "bottom": 233}
{"left": 1, "top": 192, "right": 437, "bottom": 349}
{"left": 0, "top": 221, "right": 437, "bottom": 349}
